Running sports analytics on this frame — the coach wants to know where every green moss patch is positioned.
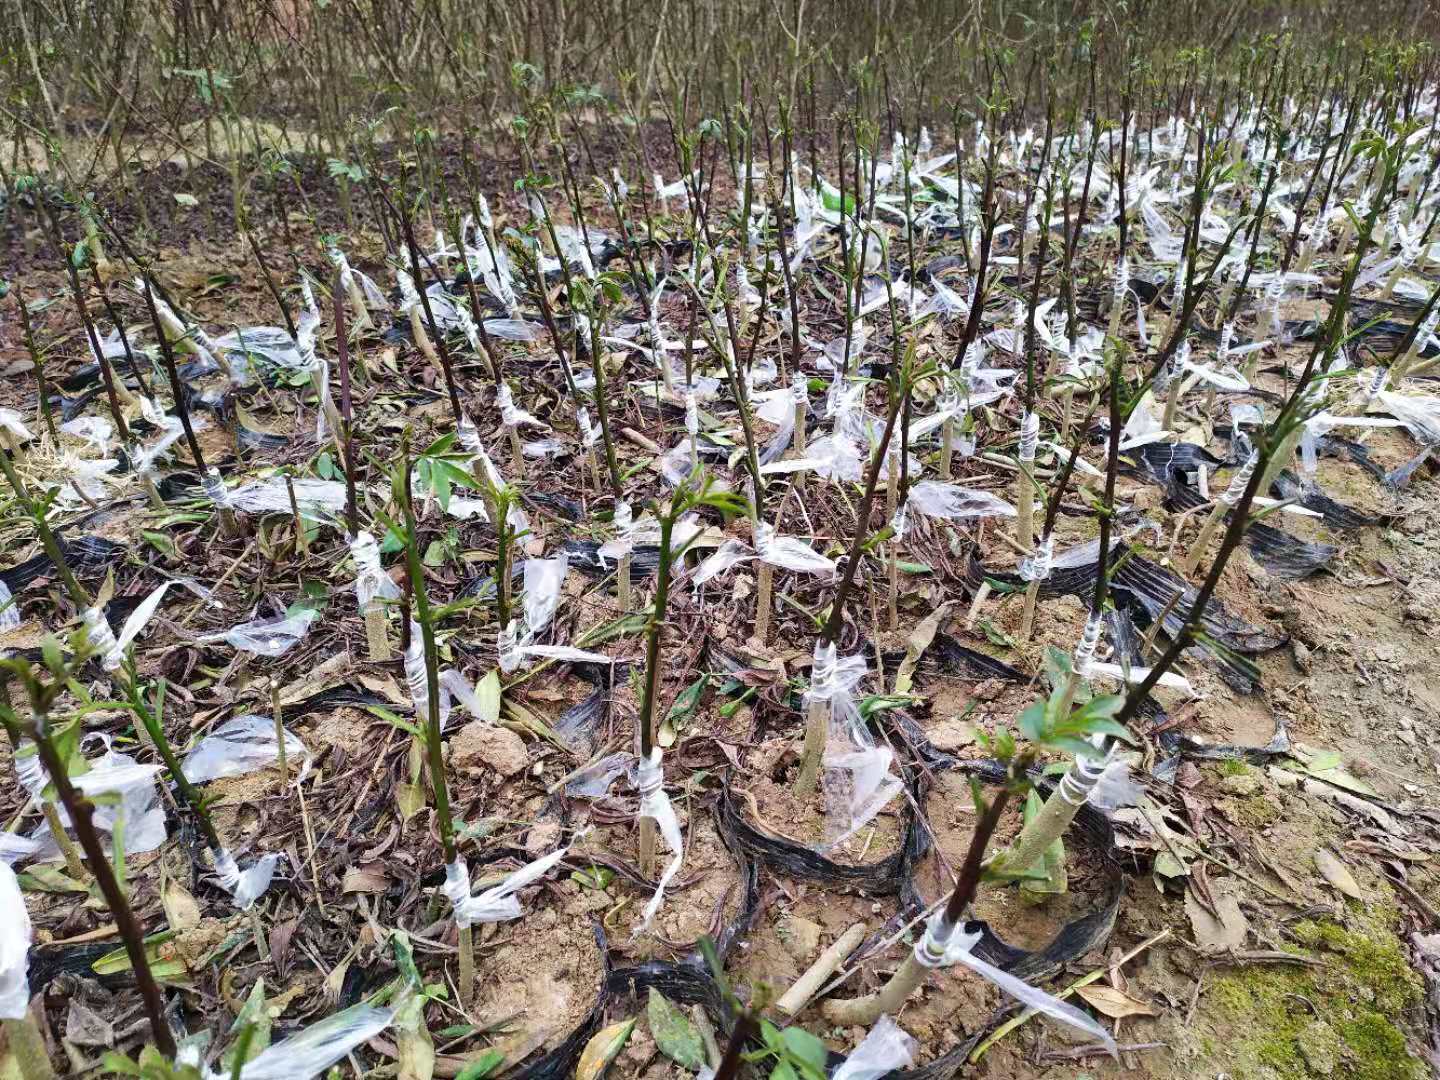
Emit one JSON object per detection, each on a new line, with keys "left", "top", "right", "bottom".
{"left": 1205, "top": 917, "right": 1424, "bottom": 1079}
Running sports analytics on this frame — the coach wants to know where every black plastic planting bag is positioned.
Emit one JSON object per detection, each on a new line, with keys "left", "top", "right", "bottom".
{"left": 509, "top": 800, "right": 761, "bottom": 1079}
{"left": 884, "top": 757, "right": 1125, "bottom": 1080}
{"left": 1122, "top": 441, "right": 1223, "bottom": 487}
{"left": 1271, "top": 470, "right": 1380, "bottom": 529}
{"left": 966, "top": 545, "right": 1284, "bottom": 688}
{"left": 562, "top": 539, "right": 662, "bottom": 581}
{"left": 1243, "top": 522, "right": 1338, "bottom": 581}
{"left": 718, "top": 784, "right": 925, "bottom": 896}
{"left": 1163, "top": 472, "right": 1338, "bottom": 582}
{"left": 0, "top": 534, "right": 125, "bottom": 593}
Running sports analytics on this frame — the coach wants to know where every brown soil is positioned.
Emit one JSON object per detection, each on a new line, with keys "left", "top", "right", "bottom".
{"left": 470, "top": 911, "right": 606, "bottom": 1052}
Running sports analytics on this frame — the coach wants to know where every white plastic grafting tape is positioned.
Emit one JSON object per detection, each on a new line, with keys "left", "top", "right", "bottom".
{"left": 404, "top": 634, "right": 429, "bottom": 718}
{"left": 1057, "top": 752, "right": 1109, "bottom": 806}
{"left": 1418, "top": 308, "right": 1440, "bottom": 354}
{"left": 889, "top": 501, "right": 910, "bottom": 541}
{"left": 1019, "top": 535, "right": 1054, "bottom": 583}
{"left": 913, "top": 913, "right": 960, "bottom": 969}
{"left": 753, "top": 520, "right": 777, "bottom": 561}
{"left": 609, "top": 500, "right": 635, "bottom": 560}
{"left": 349, "top": 530, "right": 396, "bottom": 600}
{"left": 1152, "top": 354, "right": 1177, "bottom": 397}
{"left": 1220, "top": 450, "right": 1258, "bottom": 506}
{"left": 1265, "top": 274, "right": 1285, "bottom": 309}
{"left": 684, "top": 391, "right": 699, "bottom": 438}
{"left": 808, "top": 641, "right": 839, "bottom": 704}
{"left": 349, "top": 530, "right": 378, "bottom": 571}
{"left": 497, "top": 385, "right": 522, "bottom": 427}
{"left": 0, "top": 581, "right": 19, "bottom": 632}
{"left": 1113, "top": 257, "right": 1130, "bottom": 302}
{"left": 214, "top": 847, "right": 242, "bottom": 894}
{"left": 212, "top": 846, "right": 278, "bottom": 910}
{"left": 1073, "top": 611, "right": 1103, "bottom": 676}
{"left": 577, "top": 407, "right": 599, "bottom": 449}
{"left": 396, "top": 268, "right": 421, "bottom": 313}
{"left": 635, "top": 747, "right": 684, "bottom": 933}
{"left": 457, "top": 414, "right": 484, "bottom": 456}
{"left": 442, "top": 859, "right": 475, "bottom": 929}
{"left": 203, "top": 467, "right": 232, "bottom": 509}
{"left": 82, "top": 606, "right": 124, "bottom": 672}
{"left": 910, "top": 913, "right": 1116, "bottom": 1050}
{"left": 496, "top": 619, "right": 522, "bottom": 675}
{"left": 1018, "top": 411, "right": 1040, "bottom": 463}
{"left": 1364, "top": 367, "right": 1389, "bottom": 402}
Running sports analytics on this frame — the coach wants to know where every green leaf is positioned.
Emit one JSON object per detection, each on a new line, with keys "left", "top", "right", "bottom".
{"left": 1288, "top": 743, "right": 1379, "bottom": 798}
{"left": 456, "top": 1051, "right": 505, "bottom": 1080}
{"left": 93, "top": 930, "right": 190, "bottom": 981}
{"left": 977, "top": 619, "right": 1016, "bottom": 648}
{"left": 222, "top": 980, "right": 272, "bottom": 1072}
{"left": 820, "top": 186, "right": 856, "bottom": 214}
{"left": 1018, "top": 700, "right": 1046, "bottom": 744}
{"left": 1045, "top": 734, "right": 1102, "bottom": 759}
{"left": 658, "top": 675, "right": 707, "bottom": 748}
{"left": 392, "top": 930, "right": 421, "bottom": 985}
{"left": 647, "top": 988, "right": 706, "bottom": 1069}
{"left": 1073, "top": 694, "right": 1124, "bottom": 721}
{"left": 99, "top": 1052, "right": 144, "bottom": 1077}
{"left": 423, "top": 539, "right": 449, "bottom": 566}
{"left": 142, "top": 530, "right": 179, "bottom": 558}
{"left": 570, "top": 866, "right": 615, "bottom": 891}
{"left": 17, "top": 865, "right": 88, "bottom": 893}
{"left": 576, "top": 612, "right": 648, "bottom": 647}
{"left": 780, "top": 1026, "right": 828, "bottom": 1077}
{"left": 859, "top": 694, "right": 915, "bottom": 719}
{"left": 365, "top": 705, "right": 420, "bottom": 737}
{"left": 285, "top": 580, "right": 329, "bottom": 617}
{"left": 983, "top": 575, "right": 1024, "bottom": 595}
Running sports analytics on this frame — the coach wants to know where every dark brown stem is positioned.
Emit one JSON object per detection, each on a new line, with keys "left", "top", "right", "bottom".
{"left": 61, "top": 253, "right": 129, "bottom": 443}
{"left": 332, "top": 267, "right": 359, "bottom": 537}
{"left": 819, "top": 381, "right": 902, "bottom": 646}
{"left": 140, "top": 280, "right": 206, "bottom": 471}
{"left": 636, "top": 508, "right": 677, "bottom": 759}
{"left": 28, "top": 720, "right": 174, "bottom": 1055}
{"left": 88, "top": 261, "right": 153, "bottom": 401}
{"left": 943, "top": 783, "right": 1013, "bottom": 925}
{"left": 1092, "top": 358, "right": 1123, "bottom": 618}
{"left": 711, "top": 1011, "right": 759, "bottom": 1080}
